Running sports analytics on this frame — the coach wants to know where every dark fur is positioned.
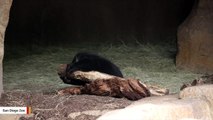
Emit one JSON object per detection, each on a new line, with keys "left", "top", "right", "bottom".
{"left": 60, "top": 52, "right": 123, "bottom": 85}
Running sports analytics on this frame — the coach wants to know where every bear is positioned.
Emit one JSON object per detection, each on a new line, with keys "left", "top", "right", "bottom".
{"left": 58, "top": 52, "right": 123, "bottom": 85}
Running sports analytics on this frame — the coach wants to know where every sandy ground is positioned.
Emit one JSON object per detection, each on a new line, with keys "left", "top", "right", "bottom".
{"left": 0, "top": 91, "right": 132, "bottom": 120}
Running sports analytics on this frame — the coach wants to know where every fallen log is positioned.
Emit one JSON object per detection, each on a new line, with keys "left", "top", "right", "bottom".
{"left": 58, "top": 70, "right": 169, "bottom": 100}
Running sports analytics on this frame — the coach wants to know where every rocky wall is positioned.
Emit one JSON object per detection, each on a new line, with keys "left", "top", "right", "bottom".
{"left": 176, "top": 0, "right": 213, "bottom": 73}
{"left": 0, "top": 0, "right": 13, "bottom": 97}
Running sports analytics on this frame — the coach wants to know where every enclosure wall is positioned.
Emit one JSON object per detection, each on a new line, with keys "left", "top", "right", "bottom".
{"left": 0, "top": 0, "right": 13, "bottom": 97}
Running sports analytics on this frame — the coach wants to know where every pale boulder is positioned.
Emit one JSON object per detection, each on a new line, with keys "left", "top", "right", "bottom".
{"left": 98, "top": 91, "right": 213, "bottom": 120}
{"left": 180, "top": 84, "right": 213, "bottom": 118}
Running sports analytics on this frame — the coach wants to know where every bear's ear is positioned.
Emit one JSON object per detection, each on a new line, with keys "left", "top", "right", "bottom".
{"left": 72, "top": 56, "right": 79, "bottom": 63}
{"left": 75, "top": 58, "right": 79, "bottom": 63}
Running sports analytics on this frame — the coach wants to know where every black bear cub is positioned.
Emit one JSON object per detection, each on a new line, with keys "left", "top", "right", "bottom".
{"left": 59, "top": 52, "right": 123, "bottom": 85}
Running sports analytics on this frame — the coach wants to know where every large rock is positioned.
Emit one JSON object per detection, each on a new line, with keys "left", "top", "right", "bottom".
{"left": 176, "top": 0, "right": 213, "bottom": 74}
{"left": 179, "top": 84, "right": 213, "bottom": 118}
{"left": 0, "top": 114, "right": 33, "bottom": 120}
{"left": 0, "top": 115, "right": 21, "bottom": 120}
{"left": 98, "top": 85, "right": 213, "bottom": 120}
{"left": 180, "top": 85, "right": 213, "bottom": 101}
{"left": 0, "top": 0, "right": 13, "bottom": 97}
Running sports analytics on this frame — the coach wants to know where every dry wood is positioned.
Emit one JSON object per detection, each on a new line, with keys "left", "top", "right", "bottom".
{"left": 58, "top": 68, "right": 169, "bottom": 100}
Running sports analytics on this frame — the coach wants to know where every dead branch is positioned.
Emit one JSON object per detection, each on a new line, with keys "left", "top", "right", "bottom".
{"left": 58, "top": 69, "right": 169, "bottom": 100}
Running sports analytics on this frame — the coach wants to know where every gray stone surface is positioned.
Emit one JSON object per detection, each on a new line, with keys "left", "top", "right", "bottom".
{"left": 180, "top": 84, "right": 213, "bottom": 119}
{"left": 0, "top": 114, "right": 33, "bottom": 120}
{"left": 0, "top": 115, "right": 21, "bottom": 120}
{"left": 0, "top": 0, "right": 13, "bottom": 97}
{"left": 98, "top": 85, "right": 213, "bottom": 120}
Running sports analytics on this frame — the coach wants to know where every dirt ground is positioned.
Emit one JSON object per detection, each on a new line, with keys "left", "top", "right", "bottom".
{"left": 0, "top": 91, "right": 132, "bottom": 120}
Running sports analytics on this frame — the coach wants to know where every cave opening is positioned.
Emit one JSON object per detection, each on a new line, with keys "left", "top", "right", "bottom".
{"left": 5, "top": 0, "right": 195, "bottom": 47}
{"left": 3, "top": 0, "right": 198, "bottom": 93}
{"left": 2, "top": 1, "right": 213, "bottom": 119}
